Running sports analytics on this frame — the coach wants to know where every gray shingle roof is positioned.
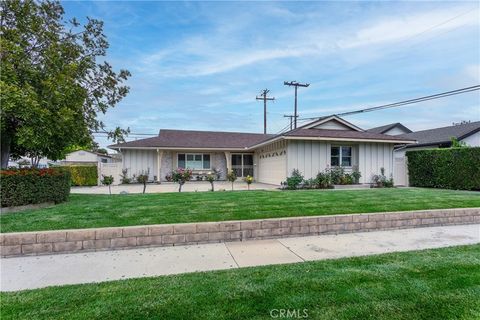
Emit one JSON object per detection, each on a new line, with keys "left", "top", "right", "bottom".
{"left": 398, "top": 121, "right": 480, "bottom": 147}
{"left": 367, "top": 123, "right": 412, "bottom": 134}
{"left": 109, "top": 129, "right": 275, "bottom": 149}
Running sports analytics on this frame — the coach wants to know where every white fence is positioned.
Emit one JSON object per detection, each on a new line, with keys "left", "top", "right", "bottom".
{"left": 98, "top": 163, "right": 123, "bottom": 185}
{"left": 394, "top": 157, "right": 409, "bottom": 186}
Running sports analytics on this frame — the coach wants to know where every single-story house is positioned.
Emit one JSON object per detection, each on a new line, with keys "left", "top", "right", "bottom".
{"left": 367, "top": 123, "right": 412, "bottom": 136}
{"left": 394, "top": 121, "right": 480, "bottom": 159}
{"left": 109, "top": 115, "right": 416, "bottom": 185}
{"left": 61, "top": 150, "right": 119, "bottom": 166}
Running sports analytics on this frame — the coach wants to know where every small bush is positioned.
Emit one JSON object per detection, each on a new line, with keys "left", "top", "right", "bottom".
{"left": 172, "top": 168, "right": 193, "bottom": 192}
{"left": 315, "top": 172, "right": 332, "bottom": 189}
{"left": 227, "top": 170, "right": 237, "bottom": 191}
{"left": 0, "top": 168, "right": 71, "bottom": 207}
{"left": 329, "top": 167, "right": 345, "bottom": 185}
{"left": 63, "top": 165, "right": 97, "bottom": 186}
{"left": 206, "top": 173, "right": 216, "bottom": 191}
{"left": 136, "top": 171, "right": 149, "bottom": 194}
{"left": 371, "top": 167, "right": 394, "bottom": 188}
{"left": 101, "top": 175, "right": 114, "bottom": 195}
{"left": 407, "top": 147, "right": 480, "bottom": 190}
{"left": 120, "top": 169, "right": 131, "bottom": 184}
{"left": 285, "top": 169, "right": 303, "bottom": 190}
{"left": 244, "top": 175, "right": 254, "bottom": 190}
{"left": 352, "top": 169, "right": 362, "bottom": 184}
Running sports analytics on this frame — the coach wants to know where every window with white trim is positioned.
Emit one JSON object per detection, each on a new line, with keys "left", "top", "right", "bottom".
{"left": 331, "top": 146, "right": 352, "bottom": 167}
{"left": 177, "top": 154, "right": 210, "bottom": 170}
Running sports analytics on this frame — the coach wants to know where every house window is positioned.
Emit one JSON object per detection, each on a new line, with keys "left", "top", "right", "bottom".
{"left": 177, "top": 154, "right": 211, "bottom": 170}
{"left": 101, "top": 158, "right": 108, "bottom": 163}
{"left": 331, "top": 146, "right": 352, "bottom": 167}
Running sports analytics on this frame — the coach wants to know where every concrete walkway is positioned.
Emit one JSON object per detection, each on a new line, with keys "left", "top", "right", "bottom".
{"left": 1, "top": 224, "right": 479, "bottom": 292}
{"left": 71, "top": 181, "right": 279, "bottom": 194}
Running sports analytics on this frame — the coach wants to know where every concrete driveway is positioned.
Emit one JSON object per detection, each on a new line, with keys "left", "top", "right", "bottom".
{"left": 2, "top": 224, "right": 479, "bottom": 291}
{"left": 71, "top": 181, "right": 279, "bottom": 194}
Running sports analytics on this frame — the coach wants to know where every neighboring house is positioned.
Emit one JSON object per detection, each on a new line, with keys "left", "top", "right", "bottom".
{"left": 394, "top": 121, "right": 480, "bottom": 159}
{"left": 389, "top": 121, "right": 480, "bottom": 186}
{"left": 367, "top": 123, "right": 412, "bottom": 136}
{"left": 61, "top": 150, "right": 117, "bottom": 166}
{"left": 109, "top": 115, "right": 416, "bottom": 185}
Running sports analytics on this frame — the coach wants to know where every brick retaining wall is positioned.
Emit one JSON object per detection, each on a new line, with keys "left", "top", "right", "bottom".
{"left": 1, "top": 208, "right": 479, "bottom": 257}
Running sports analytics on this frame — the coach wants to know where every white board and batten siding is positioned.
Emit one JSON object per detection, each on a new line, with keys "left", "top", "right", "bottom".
{"left": 287, "top": 140, "right": 394, "bottom": 184}
{"left": 122, "top": 149, "right": 158, "bottom": 181}
{"left": 357, "top": 143, "right": 394, "bottom": 184}
{"left": 287, "top": 140, "right": 331, "bottom": 180}
{"left": 255, "top": 140, "right": 287, "bottom": 185}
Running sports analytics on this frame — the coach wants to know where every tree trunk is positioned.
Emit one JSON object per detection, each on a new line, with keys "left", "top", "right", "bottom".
{"left": 108, "top": 185, "right": 111, "bottom": 195}
{"left": 210, "top": 181, "right": 214, "bottom": 192}
{"left": 179, "top": 182, "right": 183, "bottom": 192}
{"left": 143, "top": 182, "right": 146, "bottom": 194}
{"left": 231, "top": 182, "right": 234, "bottom": 191}
{"left": 1, "top": 136, "right": 11, "bottom": 168}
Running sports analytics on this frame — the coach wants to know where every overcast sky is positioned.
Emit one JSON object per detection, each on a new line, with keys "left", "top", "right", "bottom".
{"left": 63, "top": 1, "right": 480, "bottom": 148}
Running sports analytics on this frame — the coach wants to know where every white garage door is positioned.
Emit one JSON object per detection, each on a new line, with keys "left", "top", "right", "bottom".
{"left": 257, "top": 150, "right": 286, "bottom": 185}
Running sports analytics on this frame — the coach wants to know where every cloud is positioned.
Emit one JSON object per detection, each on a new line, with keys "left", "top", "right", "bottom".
{"left": 339, "top": 6, "right": 478, "bottom": 49}
{"left": 137, "top": 4, "right": 479, "bottom": 78}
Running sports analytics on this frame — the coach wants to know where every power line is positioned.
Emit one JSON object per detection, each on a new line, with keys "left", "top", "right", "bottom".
{"left": 92, "top": 132, "right": 156, "bottom": 136}
{"left": 299, "top": 85, "right": 480, "bottom": 121}
{"left": 256, "top": 89, "right": 275, "bottom": 134}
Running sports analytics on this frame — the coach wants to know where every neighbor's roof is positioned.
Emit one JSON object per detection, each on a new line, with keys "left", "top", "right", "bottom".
{"left": 366, "top": 123, "right": 412, "bottom": 134}
{"left": 109, "top": 129, "right": 275, "bottom": 150}
{"left": 398, "top": 121, "right": 480, "bottom": 148}
{"left": 281, "top": 128, "right": 416, "bottom": 142}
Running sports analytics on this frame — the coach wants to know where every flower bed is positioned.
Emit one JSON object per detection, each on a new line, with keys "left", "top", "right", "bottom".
{"left": 0, "top": 168, "right": 71, "bottom": 207}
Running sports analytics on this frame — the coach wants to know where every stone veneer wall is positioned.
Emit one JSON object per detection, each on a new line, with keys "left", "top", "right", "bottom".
{"left": 1, "top": 208, "right": 478, "bottom": 257}
{"left": 160, "top": 151, "right": 173, "bottom": 182}
{"left": 212, "top": 152, "right": 227, "bottom": 180}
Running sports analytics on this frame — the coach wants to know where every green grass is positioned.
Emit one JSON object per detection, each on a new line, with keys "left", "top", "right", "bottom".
{"left": 1, "top": 188, "right": 480, "bottom": 233}
{"left": 1, "top": 245, "right": 479, "bottom": 319}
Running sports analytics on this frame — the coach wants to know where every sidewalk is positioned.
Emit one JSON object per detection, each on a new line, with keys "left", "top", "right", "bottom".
{"left": 1, "top": 224, "right": 479, "bottom": 292}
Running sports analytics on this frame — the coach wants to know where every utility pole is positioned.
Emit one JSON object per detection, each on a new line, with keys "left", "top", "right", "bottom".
{"left": 256, "top": 89, "right": 275, "bottom": 134}
{"left": 283, "top": 115, "right": 296, "bottom": 131}
{"left": 284, "top": 81, "right": 309, "bottom": 129}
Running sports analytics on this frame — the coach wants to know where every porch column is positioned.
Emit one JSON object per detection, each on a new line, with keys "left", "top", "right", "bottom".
{"left": 224, "top": 151, "right": 231, "bottom": 173}
{"left": 156, "top": 149, "right": 163, "bottom": 183}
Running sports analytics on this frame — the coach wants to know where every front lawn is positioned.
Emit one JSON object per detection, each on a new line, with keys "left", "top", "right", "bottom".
{"left": 1, "top": 188, "right": 479, "bottom": 233}
{"left": 1, "top": 245, "right": 479, "bottom": 319}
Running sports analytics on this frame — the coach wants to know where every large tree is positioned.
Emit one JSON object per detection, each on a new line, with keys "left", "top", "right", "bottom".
{"left": 0, "top": 0, "right": 130, "bottom": 167}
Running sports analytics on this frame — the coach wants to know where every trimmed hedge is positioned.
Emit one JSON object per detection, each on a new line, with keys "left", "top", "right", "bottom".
{"left": 63, "top": 165, "right": 98, "bottom": 186}
{"left": 407, "top": 147, "right": 480, "bottom": 190}
{"left": 0, "top": 168, "right": 71, "bottom": 207}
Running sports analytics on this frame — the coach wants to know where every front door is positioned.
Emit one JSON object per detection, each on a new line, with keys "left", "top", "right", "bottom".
{"left": 231, "top": 154, "right": 253, "bottom": 177}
